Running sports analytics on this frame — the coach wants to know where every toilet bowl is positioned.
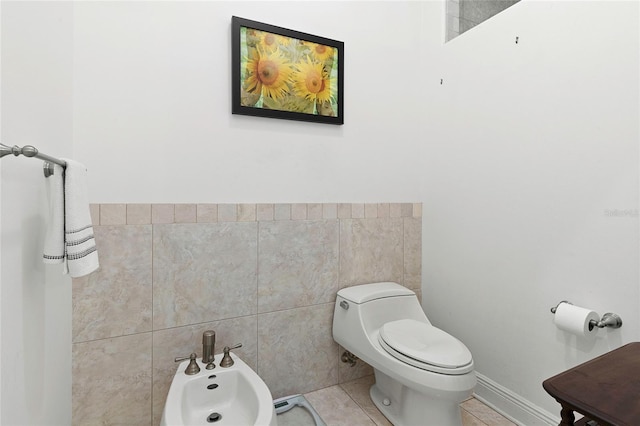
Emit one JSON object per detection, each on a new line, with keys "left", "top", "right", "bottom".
{"left": 333, "top": 282, "right": 476, "bottom": 426}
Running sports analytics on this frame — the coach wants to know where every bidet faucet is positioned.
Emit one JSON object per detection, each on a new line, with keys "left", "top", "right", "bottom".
{"left": 202, "top": 330, "right": 216, "bottom": 369}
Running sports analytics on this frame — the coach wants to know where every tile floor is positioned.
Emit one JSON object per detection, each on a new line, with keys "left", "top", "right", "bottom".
{"left": 280, "top": 375, "right": 517, "bottom": 426}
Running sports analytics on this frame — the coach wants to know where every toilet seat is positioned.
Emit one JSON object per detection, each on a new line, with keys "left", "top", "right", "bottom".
{"left": 378, "top": 319, "right": 474, "bottom": 375}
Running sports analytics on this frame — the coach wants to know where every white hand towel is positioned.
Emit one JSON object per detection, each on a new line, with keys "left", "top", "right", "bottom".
{"left": 43, "top": 163, "right": 65, "bottom": 264}
{"left": 63, "top": 159, "right": 99, "bottom": 278}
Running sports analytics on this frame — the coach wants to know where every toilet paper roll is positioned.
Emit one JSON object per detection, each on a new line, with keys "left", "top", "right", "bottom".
{"left": 554, "top": 302, "right": 600, "bottom": 338}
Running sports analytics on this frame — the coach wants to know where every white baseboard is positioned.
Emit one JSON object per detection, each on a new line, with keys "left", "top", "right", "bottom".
{"left": 473, "top": 373, "right": 560, "bottom": 426}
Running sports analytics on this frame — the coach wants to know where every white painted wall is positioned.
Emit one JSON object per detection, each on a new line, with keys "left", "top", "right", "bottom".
{"left": 1, "top": 3, "right": 73, "bottom": 424}
{"left": 422, "top": 0, "right": 640, "bottom": 421}
{"left": 72, "top": 1, "right": 430, "bottom": 203}
{"left": 1, "top": 1, "right": 638, "bottom": 424}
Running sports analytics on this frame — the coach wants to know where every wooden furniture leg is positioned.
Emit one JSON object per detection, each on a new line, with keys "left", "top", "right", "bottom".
{"left": 559, "top": 406, "right": 575, "bottom": 426}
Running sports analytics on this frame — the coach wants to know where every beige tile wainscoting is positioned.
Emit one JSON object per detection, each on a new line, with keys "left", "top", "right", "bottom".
{"left": 72, "top": 203, "right": 422, "bottom": 425}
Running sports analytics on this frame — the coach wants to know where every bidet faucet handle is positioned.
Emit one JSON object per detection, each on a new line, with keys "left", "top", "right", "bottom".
{"left": 220, "top": 343, "right": 242, "bottom": 368}
{"left": 174, "top": 352, "right": 201, "bottom": 375}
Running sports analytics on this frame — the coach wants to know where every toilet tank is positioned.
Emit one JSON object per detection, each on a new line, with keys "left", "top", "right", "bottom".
{"left": 338, "top": 282, "right": 414, "bottom": 303}
{"left": 333, "top": 282, "right": 429, "bottom": 349}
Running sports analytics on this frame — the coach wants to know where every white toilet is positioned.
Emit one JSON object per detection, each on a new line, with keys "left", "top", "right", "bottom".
{"left": 333, "top": 282, "right": 476, "bottom": 426}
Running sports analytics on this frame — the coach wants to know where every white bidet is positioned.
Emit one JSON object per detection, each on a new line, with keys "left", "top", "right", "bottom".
{"left": 161, "top": 351, "right": 276, "bottom": 426}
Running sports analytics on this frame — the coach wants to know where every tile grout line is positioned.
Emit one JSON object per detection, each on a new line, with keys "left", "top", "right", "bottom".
{"left": 402, "top": 216, "right": 406, "bottom": 287}
{"left": 342, "top": 385, "right": 366, "bottom": 414}
{"left": 338, "top": 382, "right": 380, "bottom": 426}
{"left": 256, "top": 220, "right": 260, "bottom": 376}
{"left": 150, "top": 221, "right": 155, "bottom": 424}
{"left": 461, "top": 404, "right": 490, "bottom": 426}
{"left": 337, "top": 214, "right": 343, "bottom": 385}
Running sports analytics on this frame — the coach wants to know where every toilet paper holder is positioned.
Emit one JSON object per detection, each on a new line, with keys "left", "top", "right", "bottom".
{"left": 550, "top": 301, "right": 623, "bottom": 331}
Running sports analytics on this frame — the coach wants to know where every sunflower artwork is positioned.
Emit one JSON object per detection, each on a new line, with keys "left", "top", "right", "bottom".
{"left": 232, "top": 17, "right": 344, "bottom": 125}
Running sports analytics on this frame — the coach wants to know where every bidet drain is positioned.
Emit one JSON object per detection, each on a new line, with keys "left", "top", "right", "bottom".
{"left": 207, "top": 412, "right": 222, "bottom": 423}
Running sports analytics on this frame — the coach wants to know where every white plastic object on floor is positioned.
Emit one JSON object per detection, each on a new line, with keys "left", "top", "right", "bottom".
{"left": 273, "top": 394, "right": 326, "bottom": 426}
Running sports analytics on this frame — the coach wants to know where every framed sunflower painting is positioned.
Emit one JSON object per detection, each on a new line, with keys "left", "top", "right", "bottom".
{"left": 232, "top": 16, "right": 344, "bottom": 125}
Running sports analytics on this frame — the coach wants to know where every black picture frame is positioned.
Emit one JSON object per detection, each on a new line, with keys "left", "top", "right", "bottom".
{"left": 232, "top": 16, "right": 344, "bottom": 125}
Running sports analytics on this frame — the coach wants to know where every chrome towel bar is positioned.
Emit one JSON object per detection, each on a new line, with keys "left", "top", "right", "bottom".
{"left": 0, "top": 143, "right": 66, "bottom": 177}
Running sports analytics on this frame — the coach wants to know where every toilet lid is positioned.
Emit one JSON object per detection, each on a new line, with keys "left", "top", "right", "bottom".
{"left": 379, "top": 319, "right": 473, "bottom": 370}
